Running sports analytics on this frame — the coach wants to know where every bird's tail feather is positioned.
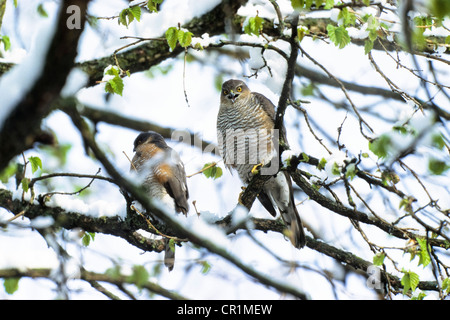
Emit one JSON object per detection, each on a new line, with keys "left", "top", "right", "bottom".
{"left": 281, "top": 203, "right": 306, "bottom": 249}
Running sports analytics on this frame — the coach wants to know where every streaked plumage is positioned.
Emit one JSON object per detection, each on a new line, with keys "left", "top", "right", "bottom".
{"left": 131, "top": 131, "right": 189, "bottom": 270}
{"left": 217, "top": 79, "right": 306, "bottom": 249}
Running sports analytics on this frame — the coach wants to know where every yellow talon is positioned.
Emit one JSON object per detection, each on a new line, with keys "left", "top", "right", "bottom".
{"left": 251, "top": 163, "right": 263, "bottom": 175}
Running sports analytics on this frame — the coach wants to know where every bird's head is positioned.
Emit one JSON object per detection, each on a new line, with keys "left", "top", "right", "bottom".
{"left": 133, "top": 131, "right": 168, "bottom": 152}
{"left": 221, "top": 79, "right": 250, "bottom": 104}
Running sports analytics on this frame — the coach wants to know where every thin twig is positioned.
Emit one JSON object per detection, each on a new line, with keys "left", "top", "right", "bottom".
{"left": 297, "top": 43, "right": 374, "bottom": 139}
{"left": 130, "top": 204, "right": 186, "bottom": 242}
{"left": 186, "top": 161, "right": 219, "bottom": 178}
{"left": 123, "top": 151, "right": 137, "bottom": 171}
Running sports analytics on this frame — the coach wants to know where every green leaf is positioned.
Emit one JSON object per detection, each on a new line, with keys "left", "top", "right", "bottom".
{"left": 373, "top": 252, "right": 386, "bottom": 266}
{"left": 119, "top": 7, "right": 140, "bottom": 27}
{"left": 299, "top": 152, "right": 309, "bottom": 163}
{"left": 105, "top": 265, "right": 122, "bottom": 279}
{"left": 202, "top": 162, "right": 223, "bottom": 180}
{"left": 327, "top": 24, "right": 350, "bottom": 49}
{"left": 442, "top": 278, "right": 450, "bottom": 294}
{"left": 119, "top": 9, "right": 128, "bottom": 26}
{"left": 431, "top": 133, "right": 445, "bottom": 149}
{"left": 104, "top": 65, "right": 120, "bottom": 76}
{"left": 416, "top": 238, "right": 431, "bottom": 267}
{"left": 105, "top": 76, "right": 124, "bottom": 96}
{"left": 103, "top": 65, "right": 122, "bottom": 96}
{"left": 399, "top": 197, "right": 414, "bottom": 214}
{"left": 381, "top": 170, "right": 400, "bottom": 185}
{"left": 3, "top": 278, "right": 20, "bottom": 295}
{"left": 200, "top": 260, "right": 211, "bottom": 274}
{"left": 0, "top": 162, "right": 18, "bottom": 183}
{"left": 82, "top": 232, "right": 96, "bottom": 247}
{"left": 244, "top": 16, "right": 264, "bottom": 36}
{"left": 127, "top": 265, "right": 149, "bottom": 289}
{"left": 411, "top": 291, "right": 426, "bottom": 300}
{"left": 297, "top": 27, "right": 309, "bottom": 43}
{"left": 344, "top": 163, "right": 357, "bottom": 180}
{"left": 324, "top": 0, "right": 335, "bottom": 10}
{"left": 369, "top": 134, "right": 391, "bottom": 159}
{"left": 165, "top": 27, "right": 179, "bottom": 51}
{"left": 147, "top": 0, "right": 163, "bottom": 12}
{"left": 331, "top": 161, "right": 341, "bottom": 176}
{"left": 317, "top": 158, "right": 327, "bottom": 171}
{"left": 291, "top": 0, "right": 305, "bottom": 11}
{"left": 21, "top": 178, "right": 30, "bottom": 192}
{"left": 429, "top": 0, "right": 450, "bottom": 19}
{"left": 28, "top": 156, "right": 42, "bottom": 173}
{"left": 147, "top": 1, "right": 158, "bottom": 13}
{"left": 337, "top": 7, "right": 356, "bottom": 26}
{"left": 177, "top": 29, "right": 193, "bottom": 48}
{"left": 401, "top": 270, "right": 420, "bottom": 295}
{"left": 413, "top": 16, "right": 433, "bottom": 34}
{"left": 428, "top": 158, "right": 450, "bottom": 175}
{"left": 1, "top": 35, "right": 11, "bottom": 51}
{"left": 128, "top": 6, "right": 141, "bottom": 22}
{"left": 364, "top": 39, "right": 373, "bottom": 55}
{"left": 368, "top": 28, "right": 378, "bottom": 42}
{"left": 37, "top": 3, "right": 48, "bottom": 17}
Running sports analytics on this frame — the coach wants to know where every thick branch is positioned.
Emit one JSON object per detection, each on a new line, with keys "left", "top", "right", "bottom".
{"left": 288, "top": 167, "right": 449, "bottom": 249}
{"left": 1, "top": 187, "right": 441, "bottom": 295}
{"left": 0, "top": 1, "right": 90, "bottom": 171}
{"left": 306, "top": 235, "right": 439, "bottom": 293}
{"left": 78, "top": 0, "right": 248, "bottom": 87}
{"left": 0, "top": 267, "right": 187, "bottom": 300}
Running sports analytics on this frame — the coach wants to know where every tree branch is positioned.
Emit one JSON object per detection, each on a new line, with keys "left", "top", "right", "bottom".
{"left": 0, "top": 267, "right": 187, "bottom": 300}
{"left": 69, "top": 101, "right": 217, "bottom": 155}
{"left": 77, "top": 0, "right": 248, "bottom": 87}
{"left": 1, "top": 185, "right": 441, "bottom": 295}
{"left": 0, "top": 1, "right": 90, "bottom": 171}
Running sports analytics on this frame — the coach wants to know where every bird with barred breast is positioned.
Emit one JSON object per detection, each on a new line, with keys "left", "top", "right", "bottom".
{"left": 216, "top": 79, "right": 306, "bottom": 249}
{"left": 131, "top": 131, "right": 189, "bottom": 271}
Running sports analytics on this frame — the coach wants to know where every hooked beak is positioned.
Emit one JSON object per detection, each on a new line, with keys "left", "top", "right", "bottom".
{"left": 227, "top": 91, "right": 239, "bottom": 103}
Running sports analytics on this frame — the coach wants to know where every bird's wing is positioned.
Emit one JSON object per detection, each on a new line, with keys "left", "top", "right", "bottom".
{"left": 252, "top": 92, "right": 276, "bottom": 121}
{"left": 252, "top": 92, "right": 289, "bottom": 148}
{"left": 159, "top": 149, "right": 189, "bottom": 215}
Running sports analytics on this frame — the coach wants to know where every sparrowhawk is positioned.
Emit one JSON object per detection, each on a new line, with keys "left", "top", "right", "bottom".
{"left": 131, "top": 131, "right": 189, "bottom": 271}
{"left": 217, "top": 79, "right": 306, "bottom": 249}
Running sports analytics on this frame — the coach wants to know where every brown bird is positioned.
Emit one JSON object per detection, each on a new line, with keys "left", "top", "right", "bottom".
{"left": 131, "top": 131, "right": 189, "bottom": 270}
{"left": 217, "top": 79, "right": 306, "bottom": 249}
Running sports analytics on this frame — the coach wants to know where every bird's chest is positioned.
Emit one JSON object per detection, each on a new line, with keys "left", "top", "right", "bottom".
{"left": 217, "top": 103, "right": 276, "bottom": 178}
{"left": 142, "top": 169, "right": 175, "bottom": 209}
{"left": 217, "top": 103, "right": 271, "bottom": 131}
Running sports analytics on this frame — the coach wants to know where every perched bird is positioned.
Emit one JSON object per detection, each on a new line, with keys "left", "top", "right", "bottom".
{"left": 217, "top": 79, "right": 306, "bottom": 249}
{"left": 131, "top": 131, "right": 189, "bottom": 271}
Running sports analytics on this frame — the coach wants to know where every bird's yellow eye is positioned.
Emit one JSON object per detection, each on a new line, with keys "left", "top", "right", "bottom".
{"left": 223, "top": 89, "right": 229, "bottom": 96}
{"left": 236, "top": 86, "right": 242, "bottom": 92}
